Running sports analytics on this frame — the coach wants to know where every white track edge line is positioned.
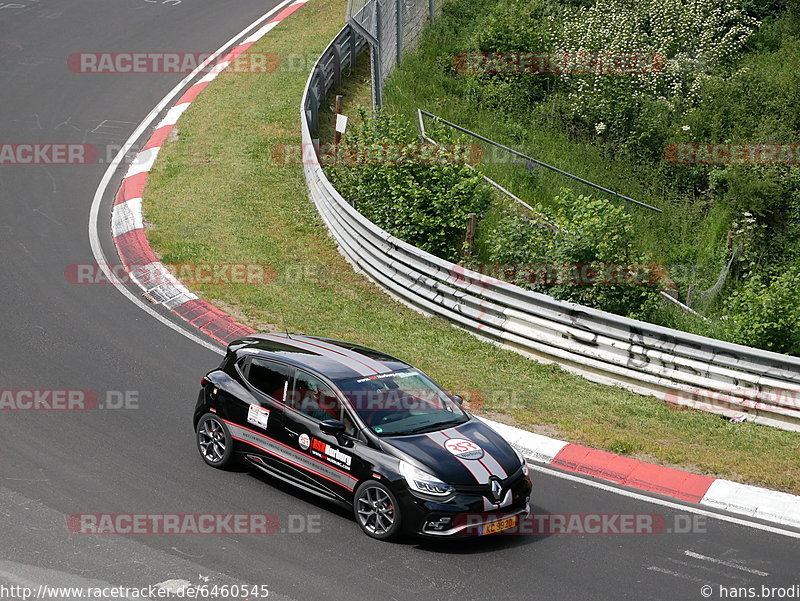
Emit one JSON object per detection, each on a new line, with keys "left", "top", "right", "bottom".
{"left": 530, "top": 464, "right": 800, "bottom": 539}
{"left": 88, "top": 0, "right": 296, "bottom": 355}
{"left": 86, "top": 1, "right": 800, "bottom": 539}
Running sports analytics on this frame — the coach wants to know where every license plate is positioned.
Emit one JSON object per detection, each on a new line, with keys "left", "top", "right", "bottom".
{"left": 481, "top": 515, "right": 517, "bottom": 536}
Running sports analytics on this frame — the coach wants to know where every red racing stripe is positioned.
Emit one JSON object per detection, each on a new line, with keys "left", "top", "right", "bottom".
{"left": 223, "top": 419, "right": 358, "bottom": 488}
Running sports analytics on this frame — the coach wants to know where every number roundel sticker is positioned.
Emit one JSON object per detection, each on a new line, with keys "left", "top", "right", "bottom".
{"left": 298, "top": 433, "right": 311, "bottom": 451}
{"left": 444, "top": 438, "right": 484, "bottom": 460}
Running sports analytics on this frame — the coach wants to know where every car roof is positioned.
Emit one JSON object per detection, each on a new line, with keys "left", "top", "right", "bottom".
{"left": 228, "top": 333, "right": 412, "bottom": 382}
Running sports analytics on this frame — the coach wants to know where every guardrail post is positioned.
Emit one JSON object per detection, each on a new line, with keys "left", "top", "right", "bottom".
{"left": 309, "top": 87, "right": 319, "bottom": 137}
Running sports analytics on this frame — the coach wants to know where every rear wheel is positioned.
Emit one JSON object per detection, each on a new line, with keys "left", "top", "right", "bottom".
{"left": 354, "top": 480, "right": 402, "bottom": 541}
{"left": 196, "top": 413, "right": 234, "bottom": 468}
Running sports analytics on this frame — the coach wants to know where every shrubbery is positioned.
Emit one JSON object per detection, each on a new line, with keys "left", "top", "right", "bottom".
{"left": 482, "top": 189, "right": 662, "bottom": 318}
{"left": 558, "top": 0, "right": 759, "bottom": 125}
{"left": 721, "top": 265, "right": 800, "bottom": 354}
{"left": 328, "top": 110, "right": 492, "bottom": 262}
{"left": 444, "top": 0, "right": 800, "bottom": 355}
{"left": 347, "top": 0, "right": 800, "bottom": 355}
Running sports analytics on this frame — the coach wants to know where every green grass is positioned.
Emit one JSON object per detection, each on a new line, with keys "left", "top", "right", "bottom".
{"left": 142, "top": 0, "right": 800, "bottom": 494}
{"left": 376, "top": 0, "right": 800, "bottom": 342}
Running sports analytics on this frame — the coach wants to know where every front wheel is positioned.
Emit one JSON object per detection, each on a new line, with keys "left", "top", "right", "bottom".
{"left": 353, "top": 480, "right": 402, "bottom": 541}
{"left": 196, "top": 413, "right": 234, "bottom": 468}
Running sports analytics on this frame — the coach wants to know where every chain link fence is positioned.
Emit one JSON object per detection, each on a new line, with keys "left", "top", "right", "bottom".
{"left": 347, "top": 0, "right": 442, "bottom": 107}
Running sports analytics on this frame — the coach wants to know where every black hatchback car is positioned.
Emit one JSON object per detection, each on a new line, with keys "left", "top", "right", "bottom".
{"left": 193, "top": 334, "right": 532, "bottom": 540}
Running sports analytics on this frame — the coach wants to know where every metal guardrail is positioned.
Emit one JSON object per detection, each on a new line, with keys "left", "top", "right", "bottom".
{"left": 300, "top": 25, "right": 800, "bottom": 431}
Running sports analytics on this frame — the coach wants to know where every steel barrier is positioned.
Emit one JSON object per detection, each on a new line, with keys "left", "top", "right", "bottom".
{"left": 301, "top": 25, "right": 800, "bottom": 431}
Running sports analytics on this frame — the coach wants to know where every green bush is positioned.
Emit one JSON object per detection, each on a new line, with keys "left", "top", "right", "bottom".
{"left": 378, "top": 0, "right": 800, "bottom": 355}
{"left": 555, "top": 0, "right": 759, "bottom": 157}
{"left": 482, "top": 189, "right": 663, "bottom": 318}
{"left": 328, "top": 110, "right": 492, "bottom": 262}
{"left": 463, "top": 0, "right": 557, "bottom": 112}
{"left": 720, "top": 264, "right": 800, "bottom": 353}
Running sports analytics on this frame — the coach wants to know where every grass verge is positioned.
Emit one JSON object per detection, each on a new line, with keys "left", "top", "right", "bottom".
{"left": 142, "top": 0, "right": 800, "bottom": 494}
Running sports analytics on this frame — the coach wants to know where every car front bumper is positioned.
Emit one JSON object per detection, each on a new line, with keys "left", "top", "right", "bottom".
{"left": 397, "top": 473, "right": 533, "bottom": 538}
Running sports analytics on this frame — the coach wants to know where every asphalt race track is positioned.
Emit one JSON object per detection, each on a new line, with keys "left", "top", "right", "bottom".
{"left": 0, "top": 2, "right": 797, "bottom": 600}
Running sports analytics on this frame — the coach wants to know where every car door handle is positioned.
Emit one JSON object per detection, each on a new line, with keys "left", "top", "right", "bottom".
{"left": 285, "top": 428, "right": 299, "bottom": 438}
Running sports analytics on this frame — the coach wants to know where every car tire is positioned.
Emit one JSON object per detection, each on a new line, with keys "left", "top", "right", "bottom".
{"left": 196, "top": 413, "right": 234, "bottom": 468}
{"left": 353, "top": 480, "right": 402, "bottom": 541}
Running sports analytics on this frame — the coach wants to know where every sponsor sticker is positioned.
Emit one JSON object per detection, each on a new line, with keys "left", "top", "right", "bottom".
{"left": 247, "top": 405, "right": 270, "bottom": 430}
{"left": 298, "top": 433, "right": 311, "bottom": 451}
{"left": 310, "top": 438, "right": 352, "bottom": 470}
{"left": 355, "top": 370, "right": 419, "bottom": 383}
{"left": 444, "top": 438, "right": 484, "bottom": 460}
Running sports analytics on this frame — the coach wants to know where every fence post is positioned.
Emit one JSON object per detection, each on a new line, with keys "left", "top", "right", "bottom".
{"left": 464, "top": 213, "right": 477, "bottom": 258}
{"left": 334, "top": 95, "right": 344, "bottom": 145}
{"left": 373, "top": 2, "right": 383, "bottom": 108}
{"left": 428, "top": 0, "right": 435, "bottom": 22}
{"left": 396, "top": 0, "right": 403, "bottom": 62}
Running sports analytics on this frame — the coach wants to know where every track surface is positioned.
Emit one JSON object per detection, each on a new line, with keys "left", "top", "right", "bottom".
{"left": 0, "top": 2, "right": 797, "bottom": 600}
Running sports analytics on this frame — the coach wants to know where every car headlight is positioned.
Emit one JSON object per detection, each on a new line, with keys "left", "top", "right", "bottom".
{"left": 514, "top": 448, "right": 529, "bottom": 477}
{"left": 399, "top": 460, "right": 454, "bottom": 497}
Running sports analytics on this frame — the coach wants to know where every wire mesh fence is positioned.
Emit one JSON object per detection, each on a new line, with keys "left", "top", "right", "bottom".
{"left": 347, "top": 0, "right": 442, "bottom": 107}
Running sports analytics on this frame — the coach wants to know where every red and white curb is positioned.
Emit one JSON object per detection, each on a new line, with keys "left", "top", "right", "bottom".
{"left": 110, "top": 0, "right": 311, "bottom": 345}
{"left": 480, "top": 417, "right": 800, "bottom": 530}
{"left": 104, "top": 0, "right": 800, "bottom": 534}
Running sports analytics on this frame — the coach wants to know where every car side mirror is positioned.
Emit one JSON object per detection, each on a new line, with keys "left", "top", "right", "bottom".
{"left": 320, "top": 419, "right": 346, "bottom": 437}
{"left": 453, "top": 395, "right": 464, "bottom": 406}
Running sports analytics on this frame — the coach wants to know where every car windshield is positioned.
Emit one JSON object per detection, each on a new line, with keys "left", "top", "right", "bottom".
{"left": 336, "top": 369, "right": 468, "bottom": 436}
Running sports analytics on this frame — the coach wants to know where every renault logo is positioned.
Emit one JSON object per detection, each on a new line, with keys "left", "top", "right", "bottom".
{"left": 490, "top": 478, "right": 503, "bottom": 503}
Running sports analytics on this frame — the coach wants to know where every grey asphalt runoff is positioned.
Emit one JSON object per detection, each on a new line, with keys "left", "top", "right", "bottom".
{"left": 0, "top": 2, "right": 797, "bottom": 600}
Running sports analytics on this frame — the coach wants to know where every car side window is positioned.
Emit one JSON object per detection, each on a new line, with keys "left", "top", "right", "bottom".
{"left": 290, "top": 371, "right": 357, "bottom": 437}
{"left": 290, "top": 370, "right": 341, "bottom": 422}
{"left": 242, "top": 358, "right": 292, "bottom": 403}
